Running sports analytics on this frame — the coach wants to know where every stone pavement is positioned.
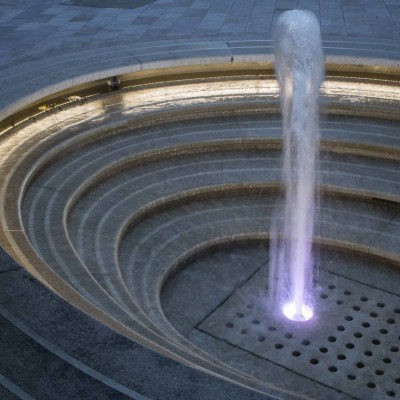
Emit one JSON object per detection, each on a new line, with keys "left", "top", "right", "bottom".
{"left": 1, "top": 0, "right": 400, "bottom": 69}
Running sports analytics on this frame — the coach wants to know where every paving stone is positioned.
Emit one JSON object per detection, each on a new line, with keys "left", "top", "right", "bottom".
{"left": 15, "top": 22, "right": 43, "bottom": 31}
{"left": 169, "top": 16, "right": 203, "bottom": 35}
{"left": 321, "top": 15, "right": 347, "bottom": 36}
{"left": 245, "top": 13, "right": 272, "bottom": 34}
{"left": 210, "top": 0, "right": 235, "bottom": 13}
{"left": 1, "top": 0, "right": 400, "bottom": 70}
{"left": 196, "top": 12, "right": 227, "bottom": 32}
{"left": 183, "top": 8, "right": 207, "bottom": 17}
{"left": 319, "top": 0, "right": 344, "bottom": 16}
{"left": 189, "top": 0, "right": 214, "bottom": 10}
{"left": 343, "top": 7, "right": 373, "bottom": 35}
{"left": 40, "top": 6, "right": 66, "bottom": 16}
{"left": 275, "top": 0, "right": 299, "bottom": 11}
{"left": 58, "top": 21, "right": 87, "bottom": 30}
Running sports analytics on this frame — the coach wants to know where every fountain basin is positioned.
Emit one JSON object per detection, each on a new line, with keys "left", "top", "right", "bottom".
{"left": 1, "top": 56, "right": 400, "bottom": 399}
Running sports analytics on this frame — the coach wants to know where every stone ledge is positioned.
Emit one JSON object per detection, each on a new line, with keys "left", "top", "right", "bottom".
{"left": 2, "top": 37, "right": 400, "bottom": 123}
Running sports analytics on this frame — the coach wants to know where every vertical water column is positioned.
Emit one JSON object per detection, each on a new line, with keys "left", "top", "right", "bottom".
{"left": 269, "top": 10, "right": 324, "bottom": 321}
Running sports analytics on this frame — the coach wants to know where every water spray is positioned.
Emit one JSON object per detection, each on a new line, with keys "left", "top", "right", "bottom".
{"left": 269, "top": 10, "right": 324, "bottom": 322}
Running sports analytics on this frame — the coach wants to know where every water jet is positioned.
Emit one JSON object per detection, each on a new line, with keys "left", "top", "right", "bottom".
{"left": 270, "top": 10, "right": 324, "bottom": 323}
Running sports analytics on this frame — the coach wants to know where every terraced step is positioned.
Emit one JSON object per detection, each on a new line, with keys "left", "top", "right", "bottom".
{"left": 2, "top": 73, "right": 400, "bottom": 400}
{"left": 17, "top": 108, "right": 400, "bottom": 387}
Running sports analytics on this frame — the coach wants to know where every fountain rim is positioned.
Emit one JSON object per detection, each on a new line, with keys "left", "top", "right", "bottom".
{"left": 2, "top": 50, "right": 400, "bottom": 131}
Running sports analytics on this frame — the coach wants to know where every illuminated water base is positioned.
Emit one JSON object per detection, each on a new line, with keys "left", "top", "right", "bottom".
{"left": 282, "top": 302, "right": 314, "bottom": 322}
{"left": 269, "top": 10, "right": 324, "bottom": 322}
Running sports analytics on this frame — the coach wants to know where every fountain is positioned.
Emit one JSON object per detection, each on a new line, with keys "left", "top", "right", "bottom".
{"left": 269, "top": 10, "right": 324, "bottom": 321}
{"left": 1, "top": 16, "right": 400, "bottom": 400}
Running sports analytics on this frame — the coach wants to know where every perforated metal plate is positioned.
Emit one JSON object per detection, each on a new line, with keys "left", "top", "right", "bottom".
{"left": 198, "top": 269, "right": 400, "bottom": 400}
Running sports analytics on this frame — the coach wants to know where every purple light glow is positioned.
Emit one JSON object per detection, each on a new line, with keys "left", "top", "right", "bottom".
{"left": 283, "top": 302, "right": 314, "bottom": 321}
{"left": 269, "top": 10, "right": 323, "bottom": 322}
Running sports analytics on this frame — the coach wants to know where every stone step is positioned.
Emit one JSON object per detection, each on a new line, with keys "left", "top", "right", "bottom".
{"left": 16, "top": 110, "right": 400, "bottom": 400}
{"left": 20, "top": 111, "right": 400, "bottom": 342}
{"left": 25, "top": 146, "right": 400, "bottom": 316}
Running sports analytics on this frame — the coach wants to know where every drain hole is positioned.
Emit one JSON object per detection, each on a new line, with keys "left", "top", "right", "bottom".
{"left": 301, "top": 339, "right": 310, "bottom": 346}
{"left": 367, "top": 382, "right": 376, "bottom": 389}
{"left": 346, "top": 343, "right": 355, "bottom": 349}
{"left": 328, "top": 284, "right": 335, "bottom": 290}
{"left": 336, "top": 300, "right": 343, "bottom": 305}
{"left": 236, "top": 312, "right": 244, "bottom": 318}
{"left": 354, "top": 332, "right": 363, "bottom": 338}
{"left": 395, "top": 378, "right": 400, "bottom": 384}
{"left": 328, "top": 366, "right": 337, "bottom": 372}
{"left": 347, "top": 374, "right": 356, "bottom": 380}
{"left": 337, "top": 354, "right": 346, "bottom": 360}
{"left": 328, "top": 336, "right": 336, "bottom": 342}
{"left": 356, "top": 362, "right": 365, "bottom": 369}
{"left": 353, "top": 305, "right": 361, "bottom": 311}
{"left": 252, "top": 319, "right": 260, "bottom": 325}
{"left": 275, "top": 343, "right": 283, "bottom": 349}
{"left": 387, "top": 318, "right": 395, "bottom": 324}
{"left": 284, "top": 333, "right": 293, "bottom": 339}
{"left": 337, "top": 325, "right": 345, "bottom": 332}
{"left": 383, "top": 357, "right": 392, "bottom": 364}
{"left": 391, "top": 346, "right": 399, "bottom": 352}
{"left": 362, "top": 322, "right": 370, "bottom": 328}
{"left": 258, "top": 336, "right": 266, "bottom": 342}
{"left": 377, "top": 302, "right": 385, "bottom": 308}
{"left": 360, "top": 296, "right": 368, "bottom": 302}
{"left": 395, "top": 308, "right": 400, "bottom": 314}
{"left": 320, "top": 293, "right": 328, "bottom": 299}
{"left": 310, "top": 358, "right": 319, "bottom": 364}
{"left": 268, "top": 326, "right": 276, "bottom": 332}
{"left": 319, "top": 347, "right": 328, "bottom": 353}
{"left": 292, "top": 351, "right": 301, "bottom": 357}
{"left": 387, "top": 391, "right": 396, "bottom": 398}
{"left": 372, "top": 339, "right": 381, "bottom": 345}
{"left": 370, "top": 312, "right": 378, "bottom": 318}
{"left": 241, "top": 329, "right": 247, "bottom": 335}
{"left": 375, "top": 370, "right": 384, "bottom": 376}
{"left": 380, "top": 329, "right": 388, "bottom": 334}
{"left": 345, "top": 316, "right": 353, "bottom": 321}
{"left": 226, "top": 322, "right": 234, "bottom": 328}
{"left": 364, "top": 350, "right": 373, "bottom": 357}
{"left": 344, "top": 290, "right": 352, "bottom": 295}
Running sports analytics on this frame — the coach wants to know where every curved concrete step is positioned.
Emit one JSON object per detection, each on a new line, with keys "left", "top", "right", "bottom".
{"left": 16, "top": 106, "right": 400, "bottom": 395}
